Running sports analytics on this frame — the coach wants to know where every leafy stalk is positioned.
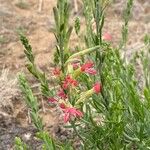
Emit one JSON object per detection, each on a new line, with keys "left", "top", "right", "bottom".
{"left": 120, "top": 0, "right": 134, "bottom": 49}
{"left": 19, "top": 74, "right": 43, "bottom": 130}
{"left": 20, "top": 34, "right": 53, "bottom": 97}
{"left": 53, "top": 0, "right": 72, "bottom": 72}
{"left": 14, "top": 137, "right": 29, "bottom": 150}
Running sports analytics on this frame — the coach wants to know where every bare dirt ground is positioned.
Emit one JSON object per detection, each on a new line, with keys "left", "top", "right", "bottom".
{"left": 0, "top": 0, "right": 149, "bottom": 149}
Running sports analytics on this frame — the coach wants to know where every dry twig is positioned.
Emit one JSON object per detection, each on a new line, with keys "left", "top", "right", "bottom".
{"left": 38, "top": 0, "right": 43, "bottom": 12}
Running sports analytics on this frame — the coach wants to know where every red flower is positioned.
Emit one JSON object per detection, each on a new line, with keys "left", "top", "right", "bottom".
{"left": 81, "top": 61, "right": 97, "bottom": 75}
{"left": 102, "top": 33, "right": 112, "bottom": 41}
{"left": 81, "top": 61, "right": 94, "bottom": 72}
{"left": 53, "top": 68, "right": 60, "bottom": 76}
{"left": 65, "top": 75, "right": 72, "bottom": 82}
{"left": 58, "top": 89, "right": 67, "bottom": 99}
{"left": 59, "top": 103, "right": 67, "bottom": 109}
{"left": 62, "top": 75, "right": 78, "bottom": 89}
{"left": 93, "top": 83, "right": 102, "bottom": 94}
{"left": 71, "top": 79, "right": 78, "bottom": 86}
{"left": 63, "top": 107, "right": 83, "bottom": 123}
{"left": 48, "top": 97, "right": 57, "bottom": 103}
{"left": 84, "top": 68, "right": 97, "bottom": 75}
{"left": 62, "top": 82, "right": 68, "bottom": 90}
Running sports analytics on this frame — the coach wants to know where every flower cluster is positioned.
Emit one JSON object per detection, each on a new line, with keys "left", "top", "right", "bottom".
{"left": 62, "top": 75, "right": 78, "bottom": 89}
{"left": 53, "top": 68, "right": 61, "bottom": 76}
{"left": 80, "top": 61, "right": 97, "bottom": 75}
{"left": 63, "top": 107, "right": 83, "bottom": 123}
{"left": 49, "top": 61, "right": 102, "bottom": 123}
{"left": 57, "top": 89, "right": 67, "bottom": 99}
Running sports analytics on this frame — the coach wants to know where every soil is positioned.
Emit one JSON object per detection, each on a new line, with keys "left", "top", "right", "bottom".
{"left": 0, "top": 0, "right": 149, "bottom": 149}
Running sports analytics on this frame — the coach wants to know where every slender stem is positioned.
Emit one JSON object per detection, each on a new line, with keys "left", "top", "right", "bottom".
{"left": 71, "top": 121, "right": 85, "bottom": 143}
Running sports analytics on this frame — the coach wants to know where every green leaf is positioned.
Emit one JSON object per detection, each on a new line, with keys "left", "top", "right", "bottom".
{"left": 14, "top": 137, "right": 29, "bottom": 150}
{"left": 75, "top": 17, "right": 80, "bottom": 35}
{"left": 20, "top": 34, "right": 34, "bottom": 63}
{"left": 65, "top": 45, "right": 101, "bottom": 65}
{"left": 144, "top": 88, "right": 150, "bottom": 107}
{"left": 18, "top": 74, "right": 43, "bottom": 131}
{"left": 36, "top": 132, "right": 56, "bottom": 150}
{"left": 53, "top": 7, "right": 59, "bottom": 30}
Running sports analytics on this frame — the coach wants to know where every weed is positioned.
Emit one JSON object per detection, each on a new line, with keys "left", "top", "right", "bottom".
{"left": 16, "top": 0, "right": 150, "bottom": 149}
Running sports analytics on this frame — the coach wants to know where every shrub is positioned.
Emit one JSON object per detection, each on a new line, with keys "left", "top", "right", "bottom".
{"left": 16, "top": 0, "right": 150, "bottom": 149}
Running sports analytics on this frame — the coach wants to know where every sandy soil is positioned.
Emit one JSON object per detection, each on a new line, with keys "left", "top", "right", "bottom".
{"left": 0, "top": 0, "right": 149, "bottom": 149}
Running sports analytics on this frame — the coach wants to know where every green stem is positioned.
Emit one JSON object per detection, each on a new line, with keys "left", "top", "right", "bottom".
{"left": 71, "top": 121, "right": 85, "bottom": 143}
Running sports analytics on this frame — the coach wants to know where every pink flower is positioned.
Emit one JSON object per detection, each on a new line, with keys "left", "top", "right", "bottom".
{"left": 53, "top": 68, "right": 60, "bottom": 76}
{"left": 57, "top": 89, "right": 67, "bottom": 99}
{"left": 63, "top": 107, "right": 83, "bottom": 123}
{"left": 81, "top": 61, "right": 97, "bottom": 75}
{"left": 62, "top": 82, "right": 68, "bottom": 90}
{"left": 93, "top": 83, "right": 102, "bottom": 94}
{"left": 59, "top": 103, "right": 67, "bottom": 109}
{"left": 84, "top": 68, "right": 97, "bottom": 75}
{"left": 102, "top": 33, "right": 112, "bottom": 41}
{"left": 72, "top": 62, "right": 80, "bottom": 70}
{"left": 48, "top": 97, "right": 57, "bottom": 103}
{"left": 62, "top": 75, "right": 78, "bottom": 89}
{"left": 81, "top": 61, "right": 94, "bottom": 72}
{"left": 65, "top": 76, "right": 73, "bottom": 82}
{"left": 71, "top": 79, "right": 78, "bottom": 86}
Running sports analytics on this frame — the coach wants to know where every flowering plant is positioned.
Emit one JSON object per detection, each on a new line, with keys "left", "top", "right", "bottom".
{"left": 16, "top": 0, "right": 150, "bottom": 149}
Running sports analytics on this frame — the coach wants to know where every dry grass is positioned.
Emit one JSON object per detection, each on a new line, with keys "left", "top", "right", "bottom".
{"left": 0, "top": 69, "right": 19, "bottom": 110}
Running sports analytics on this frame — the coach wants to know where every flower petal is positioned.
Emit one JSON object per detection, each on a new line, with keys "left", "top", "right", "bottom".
{"left": 81, "top": 61, "right": 94, "bottom": 72}
{"left": 85, "top": 68, "right": 97, "bottom": 75}
{"left": 58, "top": 89, "right": 67, "bottom": 99}
{"left": 48, "top": 97, "right": 57, "bottom": 103}
{"left": 93, "top": 83, "right": 102, "bottom": 94}
{"left": 102, "top": 33, "right": 112, "bottom": 41}
{"left": 59, "top": 103, "right": 67, "bottom": 109}
{"left": 64, "top": 113, "right": 70, "bottom": 123}
{"left": 53, "top": 68, "right": 60, "bottom": 76}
